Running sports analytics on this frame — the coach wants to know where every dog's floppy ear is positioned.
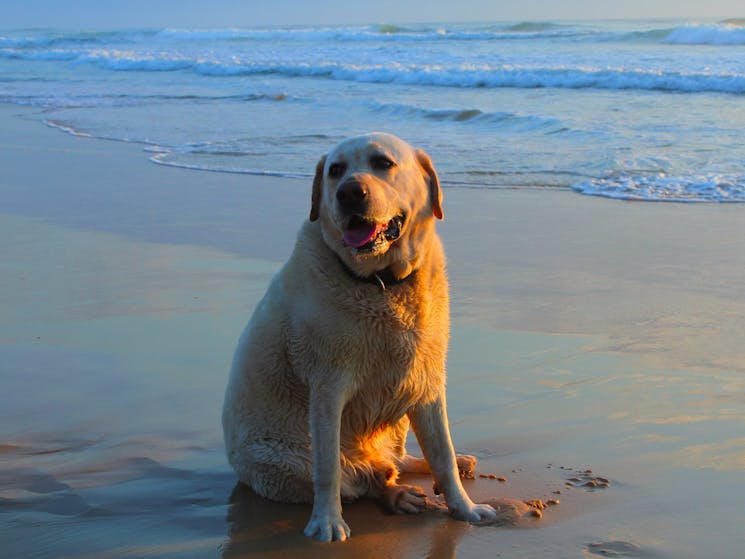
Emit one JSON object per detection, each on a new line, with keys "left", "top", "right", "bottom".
{"left": 416, "top": 149, "right": 443, "bottom": 220}
{"left": 310, "top": 155, "right": 327, "bottom": 222}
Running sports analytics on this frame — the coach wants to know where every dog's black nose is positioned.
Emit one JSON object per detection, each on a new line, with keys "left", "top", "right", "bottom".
{"left": 336, "top": 179, "right": 368, "bottom": 214}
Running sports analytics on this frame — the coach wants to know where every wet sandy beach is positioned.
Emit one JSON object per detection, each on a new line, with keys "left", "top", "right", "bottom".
{"left": 2, "top": 105, "right": 745, "bottom": 558}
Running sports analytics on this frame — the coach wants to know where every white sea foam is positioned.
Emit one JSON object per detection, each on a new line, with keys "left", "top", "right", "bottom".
{"left": 134, "top": 58, "right": 731, "bottom": 95}
{"left": 191, "top": 62, "right": 745, "bottom": 95}
{"left": 573, "top": 174, "right": 745, "bottom": 202}
{"left": 148, "top": 150, "right": 311, "bottom": 179}
{"left": 77, "top": 50, "right": 194, "bottom": 71}
{"left": 43, "top": 119, "right": 92, "bottom": 138}
{"left": 5, "top": 44, "right": 741, "bottom": 94}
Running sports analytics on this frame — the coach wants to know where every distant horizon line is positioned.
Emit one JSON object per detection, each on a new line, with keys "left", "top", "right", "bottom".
{"left": 2, "top": 15, "right": 743, "bottom": 33}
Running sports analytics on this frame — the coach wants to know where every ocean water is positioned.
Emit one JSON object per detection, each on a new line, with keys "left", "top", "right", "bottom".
{"left": 2, "top": 18, "right": 745, "bottom": 202}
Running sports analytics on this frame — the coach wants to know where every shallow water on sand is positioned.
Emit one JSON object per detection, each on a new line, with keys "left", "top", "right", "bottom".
{"left": 2, "top": 207, "right": 744, "bottom": 558}
{"left": 0, "top": 215, "right": 254, "bottom": 556}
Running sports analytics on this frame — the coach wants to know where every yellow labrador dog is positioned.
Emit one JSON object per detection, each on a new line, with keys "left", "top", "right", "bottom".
{"left": 223, "top": 132, "right": 496, "bottom": 541}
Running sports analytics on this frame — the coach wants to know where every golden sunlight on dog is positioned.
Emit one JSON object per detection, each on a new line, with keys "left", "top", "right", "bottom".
{"left": 223, "top": 132, "right": 497, "bottom": 541}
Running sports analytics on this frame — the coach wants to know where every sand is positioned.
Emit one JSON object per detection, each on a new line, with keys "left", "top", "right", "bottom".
{"left": 1, "top": 104, "right": 745, "bottom": 558}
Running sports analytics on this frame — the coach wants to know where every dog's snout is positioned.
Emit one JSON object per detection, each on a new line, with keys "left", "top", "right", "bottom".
{"left": 336, "top": 179, "right": 368, "bottom": 213}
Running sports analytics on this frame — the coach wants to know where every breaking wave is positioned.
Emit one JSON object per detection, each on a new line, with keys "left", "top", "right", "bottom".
{"left": 664, "top": 23, "right": 745, "bottom": 45}
{"left": 573, "top": 173, "right": 745, "bottom": 202}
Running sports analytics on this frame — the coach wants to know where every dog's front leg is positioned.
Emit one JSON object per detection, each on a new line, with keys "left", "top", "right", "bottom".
{"left": 303, "top": 380, "right": 350, "bottom": 542}
{"left": 409, "top": 392, "right": 496, "bottom": 523}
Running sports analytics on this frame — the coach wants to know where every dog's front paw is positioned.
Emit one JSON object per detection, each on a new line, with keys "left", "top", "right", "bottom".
{"left": 451, "top": 502, "right": 497, "bottom": 523}
{"left": 303, "top": 513, "right": 351, "bottom": 542}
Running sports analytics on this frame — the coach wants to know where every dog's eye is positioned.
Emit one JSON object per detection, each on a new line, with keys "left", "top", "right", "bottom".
{"left": 371, "top": 155, "right": 395, "bottom": 171}
{"left": 328, "top": 162, "right": 345, "bottom": 179}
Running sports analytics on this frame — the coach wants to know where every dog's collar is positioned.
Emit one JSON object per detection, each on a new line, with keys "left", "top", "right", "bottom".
{"left": 335, "top": 255, "right": 415, "bottom": 291}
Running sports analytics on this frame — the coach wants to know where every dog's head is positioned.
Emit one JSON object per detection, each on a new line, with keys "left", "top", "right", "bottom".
{"left": 310, "top": 133, "right": 443, "bottom": 279}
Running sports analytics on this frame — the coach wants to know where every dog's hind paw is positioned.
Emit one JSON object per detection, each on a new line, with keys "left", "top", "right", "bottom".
{"left": 381, "top": 484, "right": 428, "bottom": 514}
{"left": 456, "top": 454, "right": 477, "bottom": 478}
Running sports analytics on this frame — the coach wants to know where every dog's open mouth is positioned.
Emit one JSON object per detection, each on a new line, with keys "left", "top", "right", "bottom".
{"left": 343, "top": 215, "right": 404, "bottom": 252}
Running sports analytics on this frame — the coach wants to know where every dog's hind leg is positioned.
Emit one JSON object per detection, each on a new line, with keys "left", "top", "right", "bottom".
{"left": 343, "top": 453, "right": 429, "bottom": 515}
{"left": 228, "top": 439, "right": 314, "bottom": 504}
{"left": 391, "top": 416, "right": 433, "bottom": 474}
{"left": 398, "top": 453, "right": 432, "bottom": 474}
{"left": 343, "top": 420, "right": 429, "bottom": 515}
{"left": 391, "top": 416, "right": 477, "bottom": 478}
{"left": 399, "top": 450, "right": 477, "bottom": 478}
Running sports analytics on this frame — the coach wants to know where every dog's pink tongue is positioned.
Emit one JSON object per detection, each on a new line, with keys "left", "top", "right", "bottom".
{"left": 343, "top": 220, "right": 384, "bottom": 248}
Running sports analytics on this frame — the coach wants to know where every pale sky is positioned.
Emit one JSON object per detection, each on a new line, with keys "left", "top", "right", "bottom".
{"left": 0, "top": 0, "right": 743, "bottom": 29}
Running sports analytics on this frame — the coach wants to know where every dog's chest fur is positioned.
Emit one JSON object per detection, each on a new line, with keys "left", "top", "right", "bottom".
{"left": 300, "top": 267, "right": 446, "bottom": 431}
